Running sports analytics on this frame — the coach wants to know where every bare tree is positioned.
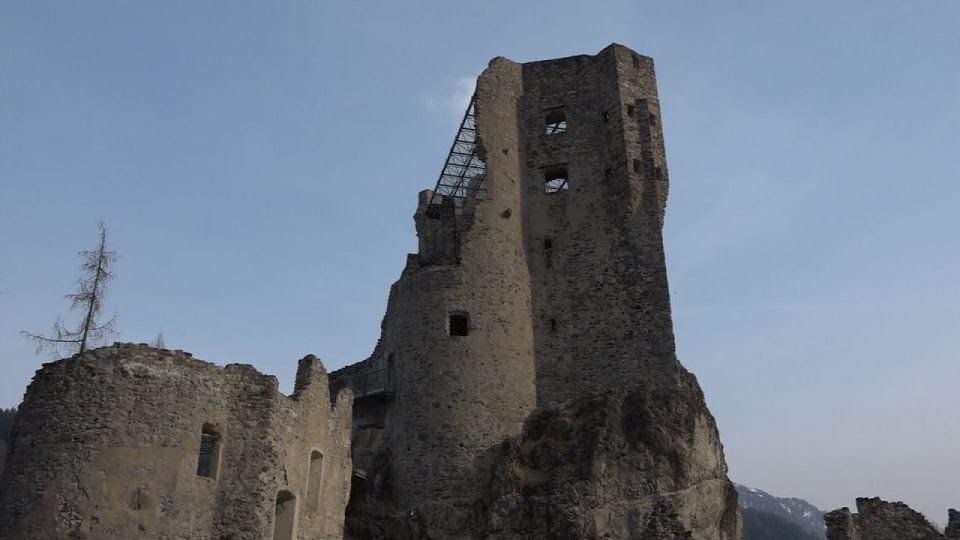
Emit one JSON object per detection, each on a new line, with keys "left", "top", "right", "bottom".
{"left": 22, "top": 221, "right": 118, "bottom": 356}
{"left": 151, "top": 332, "right": 166, "bottom": 349}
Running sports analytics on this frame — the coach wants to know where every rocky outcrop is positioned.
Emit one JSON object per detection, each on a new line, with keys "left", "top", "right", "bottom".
{"left": 826, "top": 497, "right": 955, "bottom": 540}
{"left": 481, "top": 365, "right": 740, "bottom": 540}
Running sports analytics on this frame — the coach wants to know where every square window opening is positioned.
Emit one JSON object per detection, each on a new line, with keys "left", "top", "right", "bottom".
{"left": 545, "top": 109, "right": 567, "bottom": 135}
{"left": 449, "top": 312, "right": 469, "bottom": 336}
{"left": 544, "top": 165, "right": 569, "bottom": 194}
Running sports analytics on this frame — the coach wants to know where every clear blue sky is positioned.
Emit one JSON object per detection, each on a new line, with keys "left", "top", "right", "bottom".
{"left": 2, "top": 0, "right": 957, "bottom": 523}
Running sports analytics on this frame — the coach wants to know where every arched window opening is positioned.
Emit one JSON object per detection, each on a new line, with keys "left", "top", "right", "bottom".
{"left": 449, "top": 312, "right": 470, "bottom": 336}
{"left": 196, "top": 424, "right": 222, "bottom": 479}
{"left": 545, "top": 108, "right": 567, "bottom": 134}
{"left": 273, "top": 490, "right": 297, "bottom": 540}
{"left": 307, "top": 450, "right": 324, "bottom": 512}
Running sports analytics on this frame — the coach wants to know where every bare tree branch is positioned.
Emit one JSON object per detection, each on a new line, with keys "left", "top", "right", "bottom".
{"left": 22, "top": 221, "right": 119, "bottom": 358}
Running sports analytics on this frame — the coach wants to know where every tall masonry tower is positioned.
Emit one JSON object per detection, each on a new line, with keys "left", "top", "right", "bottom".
{"left": 332, "top": 44, "right": 739, "bottom": 539}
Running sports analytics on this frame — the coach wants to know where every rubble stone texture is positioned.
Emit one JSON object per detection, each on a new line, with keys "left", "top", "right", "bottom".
{"left": 333, "top": 44, "right": 740, "bottom": 539}
{"left": 0, "top": 344, "right": 353, "bottom": 539}
{"left": 825, "top": 497, "right": 958, "bottom": 540}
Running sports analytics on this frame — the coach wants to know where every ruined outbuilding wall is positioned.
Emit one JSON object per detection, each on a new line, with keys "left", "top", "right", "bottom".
{"left": 0, "top": 344, "right": 353, "bottom": 540}
{"left": 825, "top": 498, "right": 958, "bottom": 540}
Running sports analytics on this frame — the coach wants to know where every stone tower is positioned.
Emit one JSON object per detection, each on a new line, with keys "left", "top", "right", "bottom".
{"left": 334, "top": 44, "right": 739, "bottom": 539}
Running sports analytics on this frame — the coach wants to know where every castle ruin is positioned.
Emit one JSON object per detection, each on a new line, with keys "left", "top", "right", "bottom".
{"left": 332, "top": 44, "right": 739, "bottom": 538}
{"left": 0, "top": 44, "right": 740, "bottom": 539}
{"left": 0, "top": 346, "right": 354, "bottom": 539}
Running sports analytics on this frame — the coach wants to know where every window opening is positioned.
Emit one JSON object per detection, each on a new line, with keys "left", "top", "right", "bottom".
{"left": 545, "top": 109, "right": 567, "bottom": 134}
{"left": 307, "top": 450, "right": 323, "bottom": 512}
{"left": 544, "top": 238, "right": 553, "bottom": 250}
{"left": 627, "top": 105, "right": 635, "bottom": 118}
{"left": 449, "top": 312, "right": 469, "bottom": 336}
{"left": 550, "top": 319, "right": 557, "bottom": 333}
{"left": 633, "top": 160, "right": 642, "bottom": 173}
{"left": 196, "top": 424, "right": 222, "bottom": 479}
{"left": 632, "top": 55, "right": 641, "bottom": 69}
{"left": 604, "top": 167, "right": 614, "bottom": 178}
{"left": 273, "top": 490, "right": 297, "bottom": 540}
{"left": 602, "top": 111, "right": 610, "bottom": 122}
{"left": 544, "top": 165, "right": 569, "bottom": 194}
{"left": 648, "top": 113, "right": 658, "bottom": 127}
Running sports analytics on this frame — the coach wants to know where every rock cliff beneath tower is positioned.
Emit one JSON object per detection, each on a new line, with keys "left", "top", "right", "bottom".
{"left": 482, "top": 365, "right": 739, "bottom": 539}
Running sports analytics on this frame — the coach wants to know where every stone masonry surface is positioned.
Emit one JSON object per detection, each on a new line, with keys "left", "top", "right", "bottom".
{"left": 0, "top": 343, "right": 353, "bottom": 539}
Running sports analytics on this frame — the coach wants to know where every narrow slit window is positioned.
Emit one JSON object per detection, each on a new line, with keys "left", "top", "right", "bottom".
{"left": 545, "top": 109, "right": 567, "bottom": 134}
{"left": 273, "top": 490, "right": 297, "bottom": 540}
{"left": 196, "top": 424, "right": 222, "bottom": 479}
{"left": 449, "top": 312, "right": 469, "bottom": 336}
{"left": 307, "top": 450, "right": 323, "bottom": 512}
{"left": 544, "top": 238, "right": 553, "bottom": 250}
{"left": 626, "top": 104, "right": 635, "bottom": 118}
{"left": 550, "top": 319, "right": 557, "bottom": 333}
{"left": 544, "top": 165, "right": 569, "bottom": 194}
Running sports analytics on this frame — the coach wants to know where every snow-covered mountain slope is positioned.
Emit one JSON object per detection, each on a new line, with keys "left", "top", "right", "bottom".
{"left": 736, "top": 483, "right": 827, "bottom": 539}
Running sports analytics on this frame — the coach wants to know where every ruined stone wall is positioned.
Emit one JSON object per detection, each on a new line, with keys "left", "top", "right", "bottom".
{"left": 825, "top": 498, "right": 957, "bottom": 540}
{"left": 0, "top": 344, "right": 352, "bottom": 540}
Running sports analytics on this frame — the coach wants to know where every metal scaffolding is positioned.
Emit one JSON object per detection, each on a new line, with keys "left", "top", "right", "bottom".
{"left": 427, "top": 94, "right": 486, "bottom": 209}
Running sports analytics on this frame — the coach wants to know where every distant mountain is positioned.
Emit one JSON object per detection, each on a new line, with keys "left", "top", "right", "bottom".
{"left": 736, "top": 483, "right": 827, "bottom": 540}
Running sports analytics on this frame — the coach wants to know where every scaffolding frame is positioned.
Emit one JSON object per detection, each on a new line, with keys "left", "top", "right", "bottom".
{"left": 427, "top": 94, "right": 486, "bottom": 210}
